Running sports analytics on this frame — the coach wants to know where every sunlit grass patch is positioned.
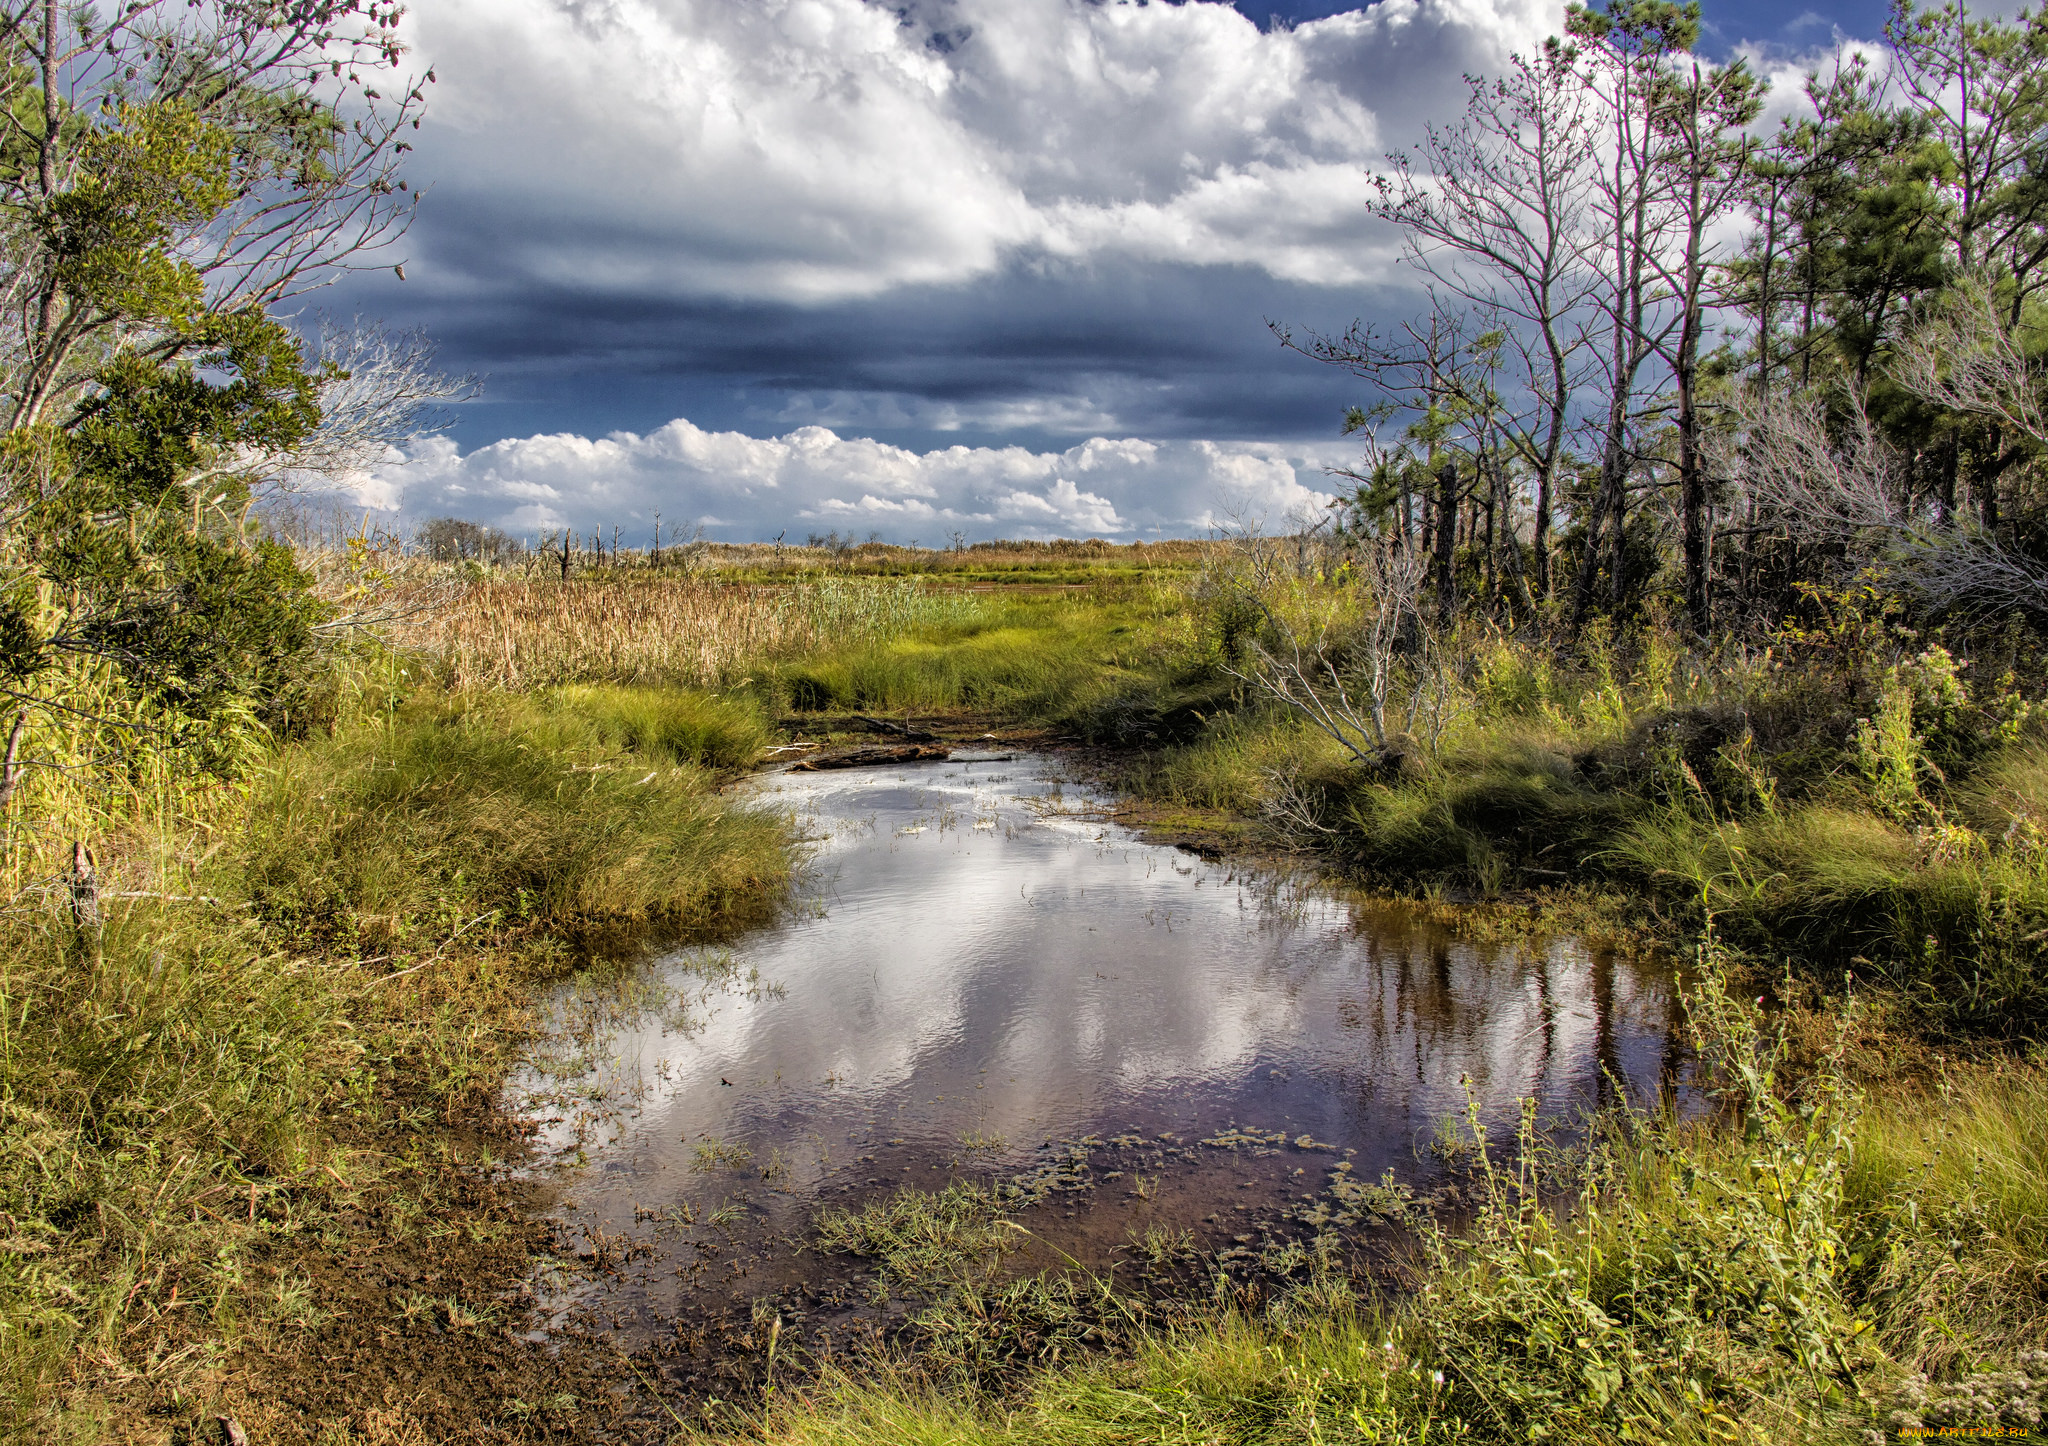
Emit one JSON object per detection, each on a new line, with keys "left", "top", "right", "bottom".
{"left": 694, "top": 1138, "right": 756, "bottom": 1173}
{"left": 238, "top": 688, "right": 792, "bottom": 948}
{"left": 1119, "top": 712, "right": 1341, "bottom": 814}
{"left": 771, "top": 599, "right": 1155, "bottom": 720}
{"left": 1850, "top": 1059, "right": 2048, "bottom": 1372}
{"left": 814, "top": 1182, "right": 1025, "bottom": 1293}
{"left": 549, "top": 683, "right": 772, "bottom": 771}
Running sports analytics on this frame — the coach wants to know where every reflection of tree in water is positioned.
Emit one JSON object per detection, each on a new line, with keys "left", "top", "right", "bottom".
{"left": 513, "top": 759, "right": 1688, "bottom": 1357}
{"left": 1325, "top": 909, "right": 1674, "bottom": 1133}
{"left": 1591, "top": 949, "right": 1619, "bottom": 1113}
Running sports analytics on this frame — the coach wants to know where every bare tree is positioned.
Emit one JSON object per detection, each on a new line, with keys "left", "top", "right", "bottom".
{"left": 1221, "top": 541, "right": 1465, "bottom": 767}
{"left": 1567, "top": 2, "right": 1693, "bottom": 627}
{"left": 1724, "top": 385, "right": 1915, "bottom": 535}
{"left": 1720, "top": 376, "right": 2048, "bottom": 620}
{"left": 1373, "top": 45, "right": 1601, "bottom": 599}
{"left": 1643, "top": 50, "right": 1765, "bottom": 633}
{"left": 416, "top": 517, "right": 519, "bottom": 565}
{"left": 1277, "top": 307, "right": 1505, "bottom": 621}
{"left": 1890, "top": 275, "right": 2048, "bottom": 452}
{"left": 668, "top": 523, "right": 711, "bottom": 578}
{"left": 276, "top": 319, "right": 476, "bottom": 489}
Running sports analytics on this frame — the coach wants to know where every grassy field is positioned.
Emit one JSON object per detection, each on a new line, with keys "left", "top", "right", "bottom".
{"left": 688, "top": 546, "right": 2048, "bottom": 1444}
{"left": 0, "top": 651, "right": 800, "bottom": 1439}
{"left": 0, "top": 544, "right": 1199, "bottom": 1441}
{"left": 10, "top": 539, "right": 2048, "bottom": 1443}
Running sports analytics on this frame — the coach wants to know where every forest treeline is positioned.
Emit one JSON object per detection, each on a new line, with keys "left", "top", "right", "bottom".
{"left": 1284, "top": 0, "right": 2048, "bottom": 643}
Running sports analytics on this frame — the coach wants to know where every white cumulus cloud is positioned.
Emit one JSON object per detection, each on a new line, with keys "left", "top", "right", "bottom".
{"left": 400, "top": 0, "right": 1558, "bottom": 304}
{"left": 371, "top": 418, "right": 1349, "bottom": 542}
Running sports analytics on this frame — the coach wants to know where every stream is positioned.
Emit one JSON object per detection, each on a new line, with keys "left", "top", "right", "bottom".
{"left": 510, "top": 753, "right": 1681, "bottom": 1384}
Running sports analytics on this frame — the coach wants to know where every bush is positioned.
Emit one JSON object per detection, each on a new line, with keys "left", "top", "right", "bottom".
{"left": 1411, "top": 971, "right": 1878, "bottom": 1443}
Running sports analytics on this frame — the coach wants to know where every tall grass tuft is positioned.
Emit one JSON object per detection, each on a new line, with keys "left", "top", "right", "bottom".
{"left": 239, "top": 689, "right": 790, "bottom": 950}
{"left": 1850, "top": 1061, "right": 2048, "bottom": 1372}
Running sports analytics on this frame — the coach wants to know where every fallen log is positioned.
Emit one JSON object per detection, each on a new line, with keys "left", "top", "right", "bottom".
{"left": 850, "top": 715, "right": 941, "bottom": 742}
{"left": 789, "top": 743, "right": 952, "bottom": 771}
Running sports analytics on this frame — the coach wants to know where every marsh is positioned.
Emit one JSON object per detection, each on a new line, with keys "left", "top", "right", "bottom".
{"left": 515, "top": 754, "right": 1679, "bottom": 1369}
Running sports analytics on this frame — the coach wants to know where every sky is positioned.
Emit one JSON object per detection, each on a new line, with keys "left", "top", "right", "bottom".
{"left": 324, "top": 0, "right": 1894, "bottom": 544}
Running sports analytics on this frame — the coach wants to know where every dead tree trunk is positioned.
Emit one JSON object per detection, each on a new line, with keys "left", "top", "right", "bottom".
{"left": 69, "top": 839, "right": 99, "bottom": 963}
{"left": 1434, "top": 460, "right": 1459, "bottom": 622}
{"left": 0, "top": 709, "right": 26, "bottom": 808}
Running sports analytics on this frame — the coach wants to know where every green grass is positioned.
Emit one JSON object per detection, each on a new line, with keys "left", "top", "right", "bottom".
{"left": 814, "top": 1182, "right": 1025, "bottom": 1293}
{"left": 20, "top": 556, "right": 2048, "bottom": 1442}
{"left": 0, "top": 572, "right": 1175, "bottom": 1438}
{"left": 1115, "top": 712, "right": 1338, "bottom": 813}
{"left": 764, "top": 593, "right": 1167, "bottom": 722}
{"left": 0, "top": 672, "right": 799, "bottom": 1438}
{"left": 716, "top": 575, "right": 2048, "bottom": 1442}
{"left": 1849, "top": 1061, "right": 2048, "bottom": 1373}
{"left": 650, "top": 580, "right": 2048, "bottom": 1444}
{"left": 1088, "top": 593, "right": 2048, "bottom": 1037}
{"left": 549, "top": 682, "right": 773, "bottom": 771}
{"left": 240, "top": 686, "right": 789, "bottom": 950}
{"left": 0, "top": 900, "right": 358, "bottom": 1422}
{"left": 695, "top": 1313, "right": 1461, "bottom": 1446}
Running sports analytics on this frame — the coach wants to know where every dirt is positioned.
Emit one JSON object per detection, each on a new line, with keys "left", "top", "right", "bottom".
{"left": 210, "top": 1161, "right": 646, "bottom": 1445}
{"left": 787, "top": 742, "right": 952, "bottom": 770}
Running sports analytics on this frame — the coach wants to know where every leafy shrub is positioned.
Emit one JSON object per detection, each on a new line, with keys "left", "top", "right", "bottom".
{"left": 1414, "top": 970, "right": 1879, "bottom": 1442}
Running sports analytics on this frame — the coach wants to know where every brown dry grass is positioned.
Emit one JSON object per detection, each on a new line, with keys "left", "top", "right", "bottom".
{"left": 696, "top": 537, "right": 1218, "bottom": 575}
{"left": 312, "top": 535, "right": 1217, "bottom": 693}
{"left": 412, "top": 536, "right": 1216, "bottom": 582}
{"left": 390, "top": 577, "right": 798, "bottom": 690}
{"left": 373, "top": 573, "right": 990, "bottom": 691}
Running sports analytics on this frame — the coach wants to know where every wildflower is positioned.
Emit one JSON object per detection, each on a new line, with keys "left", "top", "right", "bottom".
{"left": 1433, "top": 1370, "right": 1445, "bottom": 1386}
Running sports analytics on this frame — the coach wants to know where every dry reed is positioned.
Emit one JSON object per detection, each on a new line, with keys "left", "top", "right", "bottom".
{"left": 386, "top": 575, "right": 987, "bottom": 691}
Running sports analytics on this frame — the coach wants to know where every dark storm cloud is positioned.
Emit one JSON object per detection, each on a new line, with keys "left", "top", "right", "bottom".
{"left": 328, "top": 0, "right": 1883, "bottom": 539}
{"left": 327, "top": 253, "right": 1395, "bottom": 452}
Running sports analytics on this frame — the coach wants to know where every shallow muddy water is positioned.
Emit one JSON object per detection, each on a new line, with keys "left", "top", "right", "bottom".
{"left": 513, "top": 754, "right": 1680, "bottom": 1373}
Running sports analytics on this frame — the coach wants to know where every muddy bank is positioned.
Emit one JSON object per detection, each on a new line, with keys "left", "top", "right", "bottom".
{"left": 204, "top": 1153, "right": 622, "bottom": 1444}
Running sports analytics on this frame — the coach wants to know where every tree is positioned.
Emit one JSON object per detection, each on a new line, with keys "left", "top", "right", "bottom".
{"left": 1372, "top": 46, "right": 1601, "bottom": 599}
{"left": 1566, "top": 0, "right": 1696, "bottom": 628}
{"left": 0, "top": 1, "right": 421, "bottom": 429}
{"left": 1888, "top": 0, "right": 2048, "bottom": 529}
{"left": 1644, "top": 41, "right": 1764, "bottom": 632}
{"left": 417, "top": 516, "right": 519, "bottom": 565}
{"left": 0, "top": 2, "right": 425, "bottom": 791}
{"left": 1287, "top": 0, "right": 2048, "bottom": 641}
{"left": 1276, "top": 309, "right": 1514, "bottom": 621}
